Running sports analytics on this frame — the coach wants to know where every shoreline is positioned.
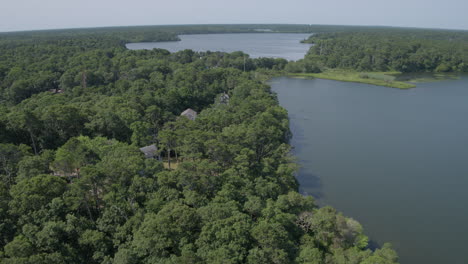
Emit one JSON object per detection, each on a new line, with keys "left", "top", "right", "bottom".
{"left": 288, "top": 71, "right": 416, "bottom": 89}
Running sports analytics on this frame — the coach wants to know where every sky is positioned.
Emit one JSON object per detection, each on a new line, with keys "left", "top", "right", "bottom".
{"left": 1, "top": 0, "right": 468, "bottom": 32}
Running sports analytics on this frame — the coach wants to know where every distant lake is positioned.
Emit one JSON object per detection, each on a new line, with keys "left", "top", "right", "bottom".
{"left": 271, "top": 76, "right": 468, "bottom": 264}
{"left": 126, "top": 33, "right": 313, "bottom": 61}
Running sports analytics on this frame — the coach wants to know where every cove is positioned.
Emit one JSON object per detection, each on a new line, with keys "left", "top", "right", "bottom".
{"left": 271, "top": 76, "right": 468, "bottom": 264}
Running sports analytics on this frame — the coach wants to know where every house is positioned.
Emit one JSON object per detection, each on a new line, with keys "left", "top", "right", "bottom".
{"left": 139, "top": 144, "right": 158, "bottom": 159}
{"left": 48, "top": 89, "right": 63, "bottom": 94}
{"left": 219, "top": 92, "right": 230, "bottom": 104}
{"left": 180, "top": 108, "right": 197, "bottom": 121}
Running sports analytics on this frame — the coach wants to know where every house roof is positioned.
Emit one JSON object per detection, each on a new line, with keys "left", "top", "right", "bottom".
{"left": 180, "top": 108, "right": 197, "bottom": 120}
{"left": 219, "top": 92, "right": 230, "bottom": 104}
{"left": 139, "top": 144, "right": 158, "bottom": 158}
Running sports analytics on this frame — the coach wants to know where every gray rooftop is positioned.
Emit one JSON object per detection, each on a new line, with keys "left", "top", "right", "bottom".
{"left": 180, "top": 108, "right": 197, "bottom": 121}
{"left": 139, "top": 144, "right": 158, "bottom": 158}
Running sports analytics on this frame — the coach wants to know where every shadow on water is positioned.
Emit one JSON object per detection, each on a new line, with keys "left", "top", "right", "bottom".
{"left": 288, "top": 113, "right": 307, "bottom": 154}
{"left": 288, "top": 113, "right": 325, "bottom": 200}
{"left": 296, "top": 168, "right": 384, "bottom": 253}
{"left": 367, "top": 239, "right": 381, "bottom": 251}
{"left": 297, "top": 170, "right": 324, "bottom": 200}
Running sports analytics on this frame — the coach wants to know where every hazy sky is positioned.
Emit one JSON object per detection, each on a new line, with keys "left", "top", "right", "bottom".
{"left": 1, "top": 0, "right": 467, "bottom": 32}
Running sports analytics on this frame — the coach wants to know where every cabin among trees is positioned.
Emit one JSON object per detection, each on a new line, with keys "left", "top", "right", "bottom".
{"left": 219, "top": 92, "right": 230, "bottom": 104}
{"left": 48, "top": 89, "right": 63, "bottom": 94}
{"left": 139, "top": 144, "right": 159, "bottom": 159}
{"left": 180, "top": 108, "right": 197, "bottom": 120}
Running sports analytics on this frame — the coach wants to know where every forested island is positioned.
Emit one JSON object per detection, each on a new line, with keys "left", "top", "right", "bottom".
{"left": 2, "top": 23, "right": 466, "bottom": 263}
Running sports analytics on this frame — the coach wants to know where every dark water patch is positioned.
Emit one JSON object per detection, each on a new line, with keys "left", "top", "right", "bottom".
{"left": 367, "top": 239, "right": 381, "bottom": 251}
{"left": 296, "top": 171, "right": 324, "bottom": 200}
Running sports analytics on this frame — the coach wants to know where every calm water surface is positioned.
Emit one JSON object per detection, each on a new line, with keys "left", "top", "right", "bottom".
{"left": 126, "top": 33, "right": 312, "bottom": 60}
{"left": 271, "top": 76, "right": 468, "bottom": 264}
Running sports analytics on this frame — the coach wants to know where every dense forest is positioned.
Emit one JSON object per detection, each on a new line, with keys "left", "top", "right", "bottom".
{"left": 290, "top": 29, "right": 468, "bottom": 73}
{"left": 0, "top": 25, "right": 403, "bottom": 263}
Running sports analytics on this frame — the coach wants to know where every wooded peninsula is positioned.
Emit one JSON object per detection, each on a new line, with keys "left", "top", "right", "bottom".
{"left": 1, "top": 24, "right": 466, "bottom": 263}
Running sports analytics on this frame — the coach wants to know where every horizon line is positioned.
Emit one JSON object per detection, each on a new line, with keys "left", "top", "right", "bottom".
{"left": 1, "top": 23, "right": 468, "bottom": 34}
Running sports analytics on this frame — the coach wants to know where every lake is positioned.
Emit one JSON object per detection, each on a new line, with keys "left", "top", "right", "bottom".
{"left": 271, "top": 76, "right": 468, "bottom": 264}
{"left": 126, "top": 33, "right": 313, "bottom": 61}
{"left": 128, "top": 33, "right": 468, "bottom": 263}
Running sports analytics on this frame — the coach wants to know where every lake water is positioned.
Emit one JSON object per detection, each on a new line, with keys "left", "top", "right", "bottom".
{"left": 126, "top": 33, "right": 313, "bottom": 61}
{"left": 271, "top": 76, "right": 468, "bottom": 264}
{"left": 127, "top": 33, "right": 468, "bottom": 263}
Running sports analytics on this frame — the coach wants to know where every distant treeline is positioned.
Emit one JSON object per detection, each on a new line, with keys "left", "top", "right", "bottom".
{"left": 291, "top": 29, "right": 468, "bottom": 73}
{"left": 1, "top": 24, "right": 434, "bottom": 48}
{"left": 0, "top": 24, "right": 314, "bottom": 61}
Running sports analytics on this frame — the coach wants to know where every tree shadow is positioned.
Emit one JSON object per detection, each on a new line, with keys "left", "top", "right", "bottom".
{"left": 288, "top": 113, "right": 306, "bottom": 154}
{"left": 296, "top": 170, "right": 324, "bottom": 200}
{"left": 287, "top": 114, "right": 324, "bottom": 200}
{"left": 367, "top": 239, "right": 381, "bottom": 251}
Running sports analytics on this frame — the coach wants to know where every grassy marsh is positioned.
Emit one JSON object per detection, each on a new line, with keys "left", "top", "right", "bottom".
{"left": 289, "top": 70, "right": 416, "bottom": 89}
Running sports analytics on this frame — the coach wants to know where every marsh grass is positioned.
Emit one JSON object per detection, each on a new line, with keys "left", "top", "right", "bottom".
{"left": 289, "top": 70, "right": 416, "bottom": 89}
{"left": 397, "top": 73, "right": 460, "bottom": 83}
